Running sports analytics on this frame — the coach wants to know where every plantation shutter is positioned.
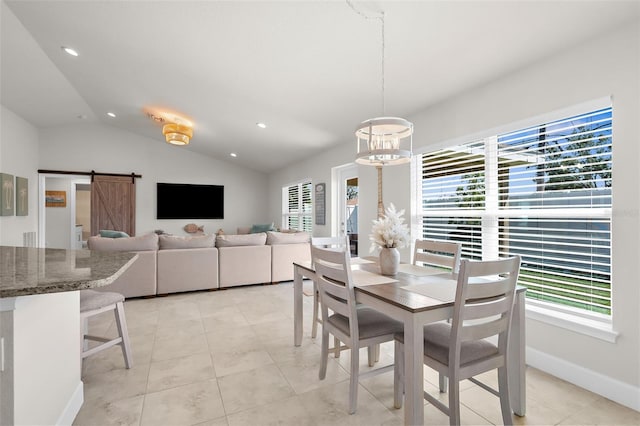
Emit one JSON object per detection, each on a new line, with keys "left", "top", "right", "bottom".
{"left": 283, "top": 181, "right": 313, "bottom": 232}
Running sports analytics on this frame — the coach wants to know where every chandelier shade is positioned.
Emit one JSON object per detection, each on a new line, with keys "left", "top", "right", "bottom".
{"left": 162, "top": 123, "right": 193, "bottom": 146}
{"left": 355, "top": 117, "right": 413, "bottom": 166}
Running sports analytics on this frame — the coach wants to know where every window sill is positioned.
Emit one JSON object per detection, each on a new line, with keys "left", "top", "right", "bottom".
{"left": 525, "top": 302, "right": 619, "bottom": 343}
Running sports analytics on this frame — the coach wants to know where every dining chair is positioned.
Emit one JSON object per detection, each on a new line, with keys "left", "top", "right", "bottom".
{"left": 310, "top": 236, "right": 350, "bottom": 339}
{"left": 413, "top": 239, "right": 462, "bottom": 274}
{"left": 312, "top": 245, "right": 403, "bottom": 414}
{"left": 80, "top": 289, "right": 133, "bottom": 368}
{"left": 393, "top": 255, "right": 521, "bottom": 425}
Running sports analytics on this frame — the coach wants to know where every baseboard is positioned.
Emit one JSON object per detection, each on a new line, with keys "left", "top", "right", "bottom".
{"left": 527, "top": 346, "right": 640, "bottom": 411}
{"left": 56, "top": 381, "right": 84, "bottom": 426}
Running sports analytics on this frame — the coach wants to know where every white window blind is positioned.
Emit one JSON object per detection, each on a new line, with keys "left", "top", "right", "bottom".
{"left": 420, "top": 107, "right": 612, "bottom": 315}
{"left": 283, "top": 181, "right": 313, "bottom": 232}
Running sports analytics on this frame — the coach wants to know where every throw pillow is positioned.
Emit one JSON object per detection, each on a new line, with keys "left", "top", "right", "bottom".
{"left": 99, "top": 229, "right": 130, "bottom": 238}
{"left": 250, "top": 223, "right": 275, "bottom": 233}
{"left": 159, "top": 234, "right": 215, "bottom": 249}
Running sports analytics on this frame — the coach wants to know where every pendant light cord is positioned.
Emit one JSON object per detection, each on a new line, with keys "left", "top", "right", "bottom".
{"left": 347, "top": 1, "right": 385, "bottom": 116}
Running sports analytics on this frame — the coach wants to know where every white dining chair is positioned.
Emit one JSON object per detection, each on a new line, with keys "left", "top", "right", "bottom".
{"left": 312, "top": 245, "right": 403, "bottom": 414}
{"left": 80, "top": 289, "right": 133, "bottom": 368}
{"left": 310, "top": 236, "right": 350, "bottom": 339}
{"left": 393, "top": 255, "right": 521, "bottom": 425}
{"left": 413, "top": 239, "right": 462, "bottom": 274}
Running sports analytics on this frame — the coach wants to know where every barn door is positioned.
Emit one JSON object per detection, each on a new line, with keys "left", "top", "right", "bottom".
{"left": 91, "top": 175, "right": 136, "bottom": 236}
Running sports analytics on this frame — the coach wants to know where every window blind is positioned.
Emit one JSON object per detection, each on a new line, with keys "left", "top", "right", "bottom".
{"left": 420, "top": 107, "right": 612, "bottom": 315}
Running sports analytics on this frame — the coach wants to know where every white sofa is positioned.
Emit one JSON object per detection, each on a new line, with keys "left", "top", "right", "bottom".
{"left": 87, "top": 230, "right": 311, "bottom": 297}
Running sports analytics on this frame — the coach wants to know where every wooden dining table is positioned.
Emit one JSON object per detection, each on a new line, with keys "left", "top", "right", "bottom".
{"left": 292, "top": 258, "right": 526, "bottom": 426}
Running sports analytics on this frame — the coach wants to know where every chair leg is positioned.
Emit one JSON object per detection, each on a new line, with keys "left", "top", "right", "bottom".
{"left": 498, "top": 365, "right": 513, "bottom": 425}
{"left": 334, "top": 336, "right": 341, "bottom": 358}
{"left": 393, "top": 340, "right": 403, "bottom": 409}
{"left": 439, "top": 373, "right": 448, "bottom": 393}
{"left": 311, "top": 284, "right": 319, "bottom": 339}
{"left": 319, "top": 325, "right": 329, "bottom": 380}
{"left": 367, "top": 346, "right": 375, "bottom": 367}
{"left": 349, "top": 344, "right": 359, "bottom": 414}
{"left": 448, "top": 376, "right": 461, "bottom": 426}
{"left": 114, "top": 301, "right": 133, "bottom": 369}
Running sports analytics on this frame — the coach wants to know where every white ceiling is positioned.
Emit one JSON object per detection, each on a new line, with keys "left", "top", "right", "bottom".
{"left": 2, "top": 1, "right": 638, "bottom": 173}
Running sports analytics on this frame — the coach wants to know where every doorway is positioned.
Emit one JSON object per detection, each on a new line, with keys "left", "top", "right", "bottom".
{"left": 337, "top": 164, "right": 359, "bottom": 257}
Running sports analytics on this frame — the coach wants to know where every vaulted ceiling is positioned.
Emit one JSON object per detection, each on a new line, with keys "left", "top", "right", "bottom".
{"left": 2, "top": 1, "right": 638, "bottom": 173}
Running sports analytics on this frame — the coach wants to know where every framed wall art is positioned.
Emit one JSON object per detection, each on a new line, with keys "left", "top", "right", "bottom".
{"left": 0, "top": 173, "right": 14, "bottom": 216}
{"left": 315, "top": 182, "right": 326, "bottom": 225}
{"left": 16, "top": 177, "right": 28, "bottom": 216}
{"left": 45, "top": 190, "right": 67, "bottom": 207}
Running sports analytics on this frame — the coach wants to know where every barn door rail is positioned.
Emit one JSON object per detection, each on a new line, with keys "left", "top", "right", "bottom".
{"left": 38, "top": 169, "right": 141, "bottom": 184}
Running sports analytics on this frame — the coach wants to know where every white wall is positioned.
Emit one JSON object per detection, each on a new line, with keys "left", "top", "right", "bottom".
{"left": 269, "top": 22, "right": 640, "bottom": 407}
{"left": 38, "top": 123, "right": 270, "bottom": 237}
{"left": 44, "top": 177, "right": 73, "bottom": 248}
{"left": 0, "top": 105, "right": 39, "bottom": 246}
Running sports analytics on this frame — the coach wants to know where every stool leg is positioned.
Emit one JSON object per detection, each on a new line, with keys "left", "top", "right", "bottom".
{"left": 114, "top": 301, "right": 133, "bottom": 369}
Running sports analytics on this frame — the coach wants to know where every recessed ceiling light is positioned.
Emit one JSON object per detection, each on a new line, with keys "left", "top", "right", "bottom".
{"left": 107, "top": 112, "right": 116, "bottom": 118}
{"left": 230, "top": 153, "right": 237, "bottom": 158}
{"left": 256, "top": 122, "right": 267, "bottom": 129}
{"left": 61, "top": 46, "right": 78, "bottom": 57}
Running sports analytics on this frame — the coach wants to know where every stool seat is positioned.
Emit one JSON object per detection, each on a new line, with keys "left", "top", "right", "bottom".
{"left": 80, "top": 290, "right": 124, "bottom": 313}
{"left": 80, "top": 289, "right": 132, "bottom": 369}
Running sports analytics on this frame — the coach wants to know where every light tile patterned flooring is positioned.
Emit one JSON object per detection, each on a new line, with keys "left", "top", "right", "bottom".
{"left": 75, "top": 281, "right": 640, "bottom": 426}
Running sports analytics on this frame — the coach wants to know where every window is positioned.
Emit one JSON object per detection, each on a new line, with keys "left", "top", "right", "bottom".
{"left": 419, "top": 106, "right": 612, "bottom": 316}
{"left": 282, "top": 181, "right": 313, "bottom": 232}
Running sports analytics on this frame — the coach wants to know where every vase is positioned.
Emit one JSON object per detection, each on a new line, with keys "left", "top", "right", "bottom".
{"left": 379, "top": 247, "right": 400, "bottom": 276}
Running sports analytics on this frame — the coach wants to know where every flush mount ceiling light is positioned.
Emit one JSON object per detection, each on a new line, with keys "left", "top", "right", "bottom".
{"left": 162, "top": 123, "right": 193, "bottom": 146}
{"left": 61, "top": 46, "right": 78, "bottom": 57}
{"left": 256, "top": 122, "right": 267, "bottom": 129}
{"left": 106, "top": 112, "right": 116, "bottom": 118}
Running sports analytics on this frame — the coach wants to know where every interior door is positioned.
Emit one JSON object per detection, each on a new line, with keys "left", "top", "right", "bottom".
{"left": 91, "top": 175, "right": 136, "bottom": 236}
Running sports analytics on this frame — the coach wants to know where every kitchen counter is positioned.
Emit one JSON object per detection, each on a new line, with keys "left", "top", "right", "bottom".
{"left": 0, "top": 246, "right": 138, "bottom": 425}
{"left": 0, "top": 246, "right": 137, "bottom": 298}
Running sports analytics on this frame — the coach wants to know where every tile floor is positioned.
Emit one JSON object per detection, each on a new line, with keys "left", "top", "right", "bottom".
{"left": 75, "top": 281, "right": 640, "bottom": 426}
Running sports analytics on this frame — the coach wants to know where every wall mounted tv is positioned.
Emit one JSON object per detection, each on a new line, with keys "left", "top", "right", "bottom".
{"left": 156, "top": 183, "right": 224, "bottom": 219}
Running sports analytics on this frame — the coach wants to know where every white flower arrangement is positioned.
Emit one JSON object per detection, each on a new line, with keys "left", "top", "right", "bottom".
{"left": 369, "top": 203, "right": 410, "bottom": 252}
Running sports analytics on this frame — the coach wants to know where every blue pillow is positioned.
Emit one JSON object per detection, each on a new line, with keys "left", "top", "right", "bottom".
{"left": 250, "top": 223, "right": 275, "bottom": 233}
{"left": 99, "top": 229, "right": 130, "bottom": 238}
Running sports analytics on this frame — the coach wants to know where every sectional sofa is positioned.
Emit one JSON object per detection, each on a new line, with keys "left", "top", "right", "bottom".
{"left": 87, "top": 230, "right": 311, "bottom": 298}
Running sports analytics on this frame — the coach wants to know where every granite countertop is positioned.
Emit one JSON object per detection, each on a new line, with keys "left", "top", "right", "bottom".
{"left": 0, "top": 246, "right": 138, "bottom": 298}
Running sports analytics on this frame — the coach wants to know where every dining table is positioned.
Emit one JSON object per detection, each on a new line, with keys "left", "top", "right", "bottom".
{"left": 292, "top": 257, "right": 526, "bottom": 426}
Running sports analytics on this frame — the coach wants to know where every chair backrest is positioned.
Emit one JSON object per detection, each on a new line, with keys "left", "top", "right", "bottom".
{"left": 413, "top": 239, "right": 462, "bottom": 273}
{"left": 311, "top": 236, "right": 350, "bottom": 249}
{"left": 311, "top": 245, "right": 359, "bottom": 340}
{"left": 450, "top": 256, "right": 521, "bottom": 366}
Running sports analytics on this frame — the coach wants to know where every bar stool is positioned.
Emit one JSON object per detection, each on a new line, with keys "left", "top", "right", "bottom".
{"left": 80, "top": 289, "right": 133, "bottom": 368}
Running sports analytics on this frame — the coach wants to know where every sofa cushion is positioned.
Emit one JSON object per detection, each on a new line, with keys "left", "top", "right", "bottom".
{"left": 266, "top": 231, "right": 310, "bottom": 245}
{"left": 250, "top": 223, "right": 276, "bottom": 233}
{"left": 88, "top": 233, "right": 159, "bottom": 251}
{"left": 99, "top": 229, "right": 130, "bottom": 238}
{"left": 216, "top": 232, "right": 267, "bottom": 247}
{"left": 159, "top": 234, "right": 214, "bottom": 249}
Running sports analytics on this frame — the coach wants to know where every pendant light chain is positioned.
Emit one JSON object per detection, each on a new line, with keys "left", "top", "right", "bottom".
{"left": 381, "top": 12, "right": 385, "bottom": 116}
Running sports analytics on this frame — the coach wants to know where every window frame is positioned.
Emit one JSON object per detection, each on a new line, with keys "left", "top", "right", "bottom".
{"left": 412, "top": 97, "right": 618, "bottom": 342}
{"left": 282, "top": 179, "right": 313, "bottom": 233}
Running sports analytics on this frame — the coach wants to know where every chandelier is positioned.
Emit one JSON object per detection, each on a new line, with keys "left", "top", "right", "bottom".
{"left": 354, "top": 9, "right": 413, "bottom": 167}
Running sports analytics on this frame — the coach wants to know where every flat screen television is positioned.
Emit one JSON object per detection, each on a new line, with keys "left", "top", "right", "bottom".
{"left": 156, "top": 182, "right": 224, "bottom": 219}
